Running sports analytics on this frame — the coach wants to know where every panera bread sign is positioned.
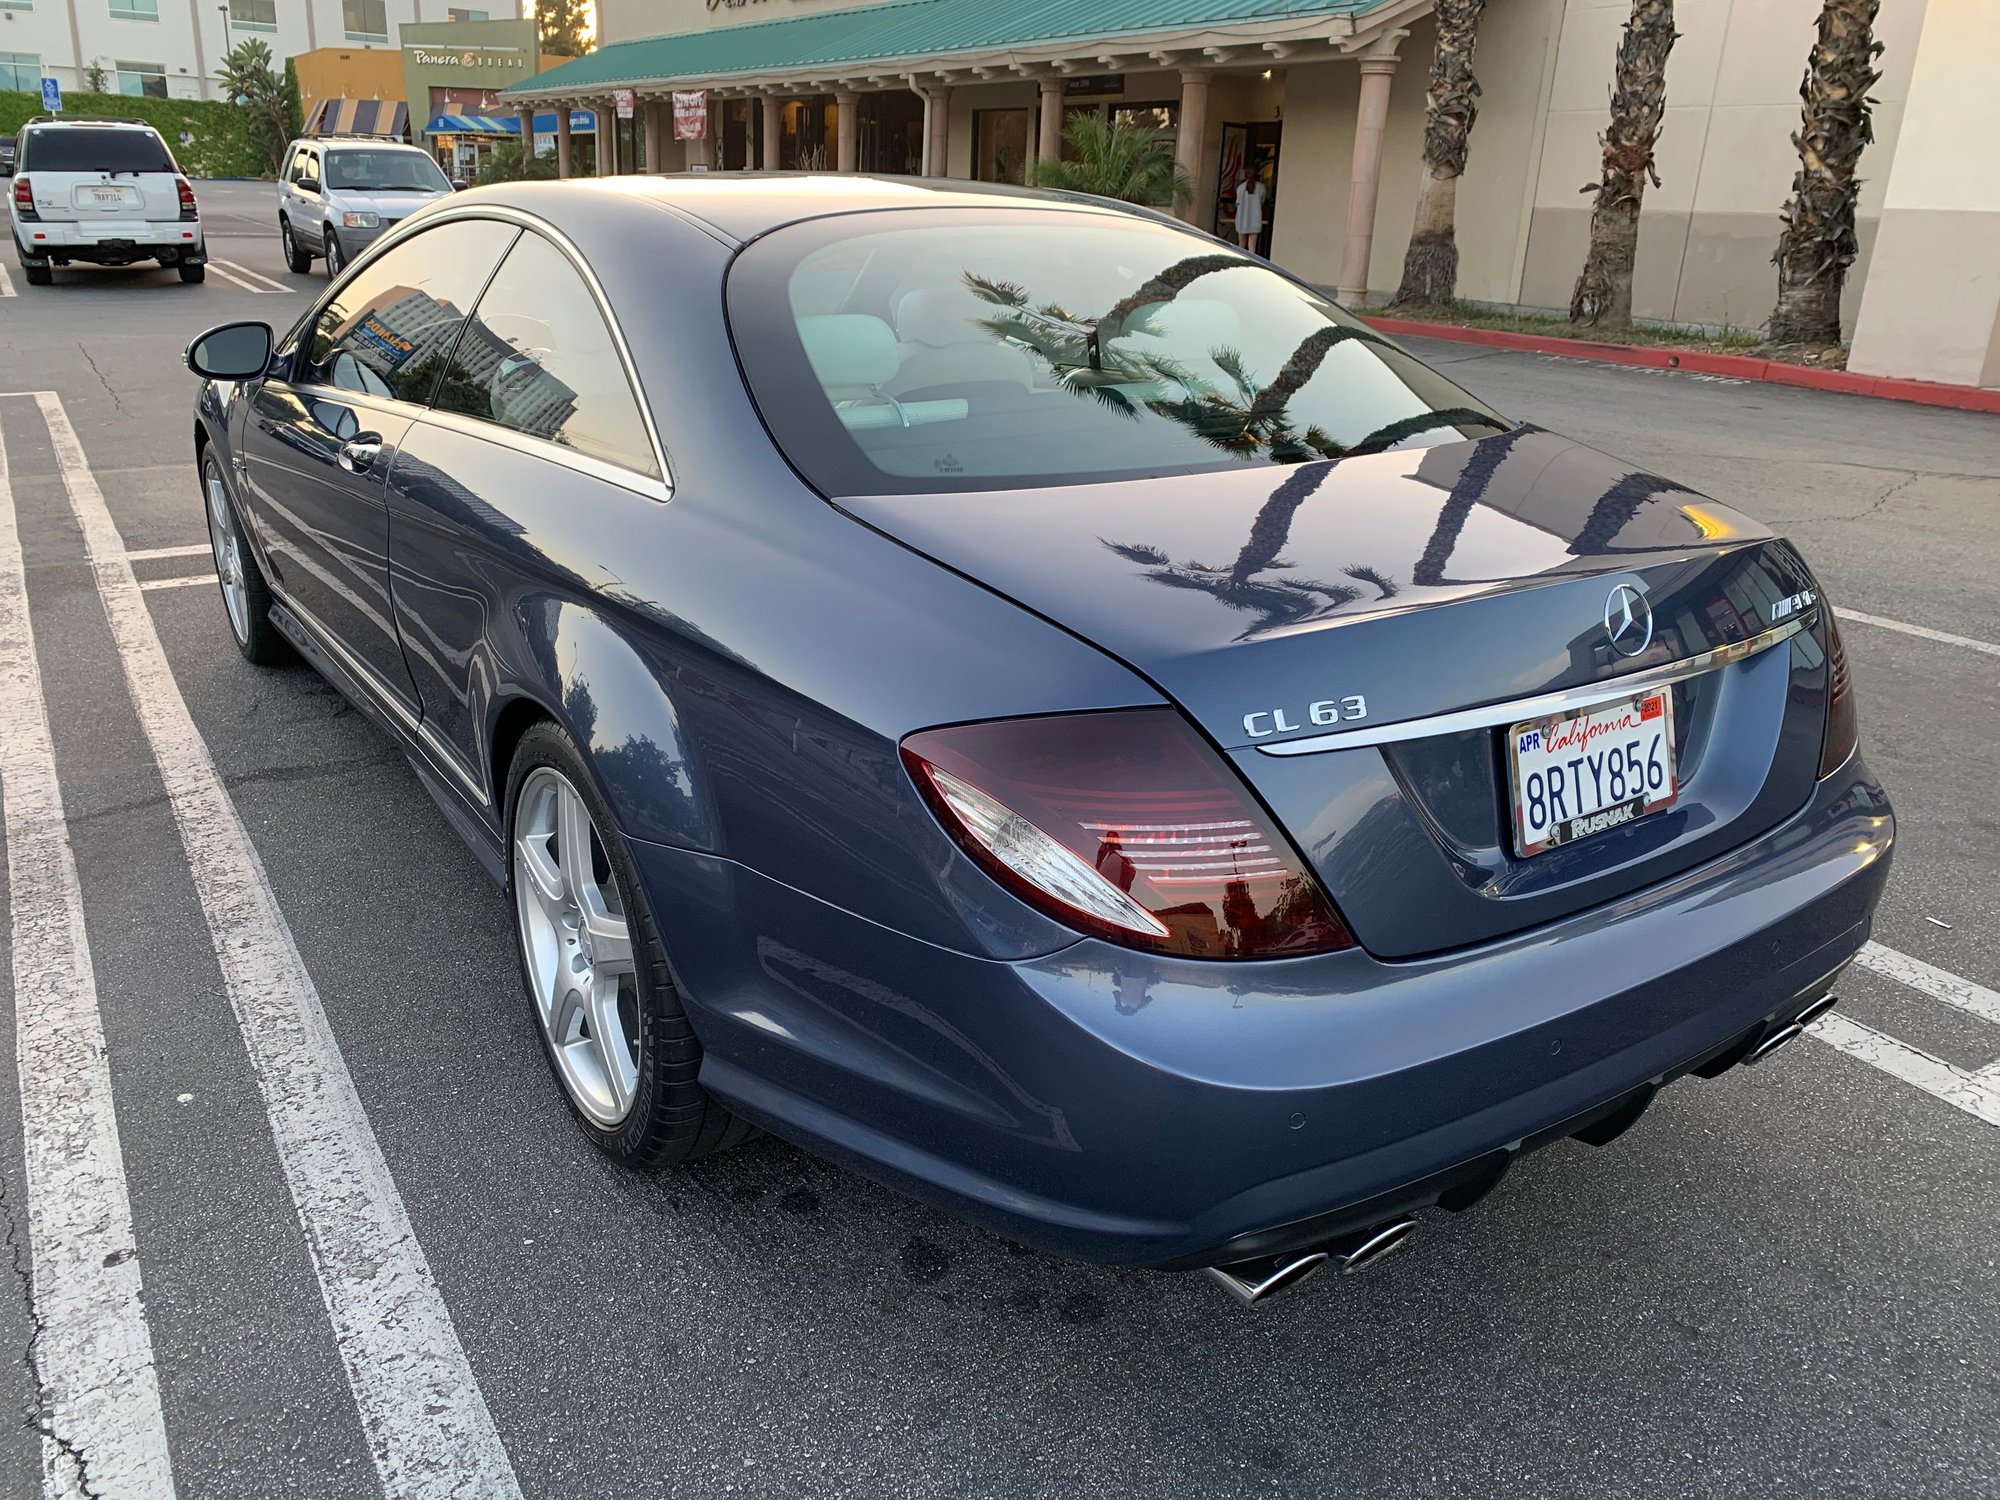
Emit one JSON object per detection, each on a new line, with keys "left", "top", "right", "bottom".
{"left": 409, "top": 46, "right": 530, "bottom": 70}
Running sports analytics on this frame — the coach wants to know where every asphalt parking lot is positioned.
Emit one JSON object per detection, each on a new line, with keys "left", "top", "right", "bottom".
{"left": 0, "top": 180, "right": 1995, "bottom": 1500}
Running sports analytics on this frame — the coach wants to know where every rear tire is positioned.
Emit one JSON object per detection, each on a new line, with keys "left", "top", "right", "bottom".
{"left": 505, "top": 722, "right": 752, "bottom": 1167}
{"left": 23, "top": 263, "right": 51, "bottom": 286}
{"left": 178, "top": 262, "right": 205, "bottom": 283}
{"left": 201, "top": 448, "right": 291, "bottom": 666}
{"left": 281, "top": 217, "right": 311, "bottom": 274}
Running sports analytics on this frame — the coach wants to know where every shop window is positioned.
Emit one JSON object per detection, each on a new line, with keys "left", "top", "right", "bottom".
{"left": 115, "top": 60, "right": 168, "bottom": 97}
{"left": 972, "top": 109, "right": 1028, "bottom": 186}
{"left": 230, "top": 0, "right": 276, "bottom": 31}
{"left": 0, "top": 52, "right": 40, "bottom": 92}
{"left": 343, "top": 0, "right": 387, "bottom": 42}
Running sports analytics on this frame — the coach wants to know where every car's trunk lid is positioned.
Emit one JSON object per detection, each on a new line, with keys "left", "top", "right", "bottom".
{"left": 842, "top": 427, "right": 1831, "bottom": 956}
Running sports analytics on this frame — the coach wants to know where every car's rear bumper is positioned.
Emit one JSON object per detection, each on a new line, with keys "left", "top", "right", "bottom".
{"left": 15, "top": 218, "right": 204, "bottom": 264}
{"left": 632, "top": 754, "right": 1893, "bottom": 1268}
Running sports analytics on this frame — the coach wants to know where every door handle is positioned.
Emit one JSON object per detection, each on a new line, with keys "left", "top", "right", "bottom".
{"left": 338, "top": 433, "right": 382, "bottom": 473}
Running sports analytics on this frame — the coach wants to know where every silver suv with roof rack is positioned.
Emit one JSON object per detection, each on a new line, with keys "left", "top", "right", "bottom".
{"left": 7, "top": 116, "right": 205, "bottom": 285}
{"left": 277, "top": 135, "right": 462, "bottom": 279}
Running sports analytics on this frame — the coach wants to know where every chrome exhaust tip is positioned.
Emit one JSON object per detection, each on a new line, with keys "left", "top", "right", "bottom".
{"left": 1743, "top": 1021, "right": 1805, "bottom": 1067}
{"left": 1204, "top": 1217, "right": 1419, "bottom": 1305}
{"left": 1333, "top": 1217, "right": 1418, "bottom": 1273}
{"left": 1203, "top": 1249, "right": 1332, "bottom": 1306}
{"left": 1795, "top": 992, "right": 1838, "bottom": 1027}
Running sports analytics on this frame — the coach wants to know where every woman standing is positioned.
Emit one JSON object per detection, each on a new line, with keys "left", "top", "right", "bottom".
{"left": 1234, "top": 172, "right": 1267, "bottom": 253}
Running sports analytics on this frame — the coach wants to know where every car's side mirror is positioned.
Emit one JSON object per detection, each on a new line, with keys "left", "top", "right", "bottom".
{"left": 185, "top": 321, "right": 275, "bottom": 381}
{"left": 452, "top": 178, "right": 470, "bottom": 192}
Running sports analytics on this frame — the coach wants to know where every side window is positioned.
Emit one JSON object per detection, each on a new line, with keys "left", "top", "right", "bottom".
{"left": 302, "top": 151, "right": 321, "bottom": 189}
{"left": 433, "top": 232, "right": 660, "bottom": 479}
{"left": 297, "top": 218, "right": 518, "bottom": 403}
{"left": 288, "top": 146, "right": 310, "bottom": 184}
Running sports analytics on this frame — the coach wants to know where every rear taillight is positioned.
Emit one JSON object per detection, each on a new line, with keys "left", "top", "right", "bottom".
{"left": 902, "top": 709, "right": 1355, "bottom": 960}
{"left": 176, "top": 176, "right": 197, "bottom": 220}
{"left": 12, "top": 175, "right": 35, "bottom": 220}
{"left": 1818, "top": 607, "right": 1858, "bottom": 777}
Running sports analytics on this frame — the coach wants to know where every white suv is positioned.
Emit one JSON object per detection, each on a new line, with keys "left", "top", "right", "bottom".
{"left": 8, "top": 117, "right": 205, "bottom": 285}
{"left": 277, "top": 137, "right": 458, "bottom": 279}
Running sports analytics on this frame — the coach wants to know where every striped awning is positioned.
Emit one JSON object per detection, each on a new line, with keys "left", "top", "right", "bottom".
{"left": 304, "top": 97, "right": 409, "bottom": 138}
{"left": 423, "top": 110, "right": 598, "bottom": 137}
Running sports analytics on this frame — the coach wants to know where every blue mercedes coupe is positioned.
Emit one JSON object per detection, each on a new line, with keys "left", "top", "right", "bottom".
{"left": 184, "top": 177, "right": 1892, "bottom": 1303}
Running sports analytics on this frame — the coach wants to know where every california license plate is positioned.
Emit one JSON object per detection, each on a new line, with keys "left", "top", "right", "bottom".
{"left": 84, "top": 184, "right": 137, "bottom": 206}
{"left": 1507, "top": 689, "right": 1677, "bottom": 856}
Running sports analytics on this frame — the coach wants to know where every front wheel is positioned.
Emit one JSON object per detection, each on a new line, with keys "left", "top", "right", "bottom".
{"left": 281, "top": 218, "right": 311, "bottom": 274}
{"left": 506, "top": 724, "right": 751, "bottom": 1166}
{"left": 323, "top": 228, "right": 344, "bottom": 279}
{"left": 202, "top": 449, "right": 290, "bottom": 665}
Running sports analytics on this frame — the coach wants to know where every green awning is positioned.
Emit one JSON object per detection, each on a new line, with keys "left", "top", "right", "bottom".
{"left": 504, "top": 0, "right": 1393, "bottom": 95}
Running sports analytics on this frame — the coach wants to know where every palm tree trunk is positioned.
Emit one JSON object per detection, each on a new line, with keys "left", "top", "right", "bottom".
{"left": 1570, "top": 0, "right": 1678, "bottom": 331}
{"left": 1395, "top": 0, "right": 1487, "bottom": 307}
{"left": 1769, "top": 0, "right": 1882, "bottom": 346}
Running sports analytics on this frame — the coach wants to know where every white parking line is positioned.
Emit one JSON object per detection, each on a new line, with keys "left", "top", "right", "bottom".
{"left": 0, "top": 416, "right": 177, "bottom": 1493}
{"left": 1856, "top": 941, "right": 2000, "bottom": 1027}
{"left": 0, "top": 263, "right": 15, "bottom": 298}
{"left": 138, "top": 572, "right": 215, "bottom": 592}
{"left": 30, "top": 392, "right": 525, "bottom": 1500}
{"left": 1839, "top": 609, "right": 2000, "bottom": 659}
{"left": 206, "top": 260, "right": 289, "bottom": 294}
{"left": 125, "top": 543, "right": 211, "bottom": 562}
{"left": 1810, "top": 1013, "right": 2000, "bottom": 1127}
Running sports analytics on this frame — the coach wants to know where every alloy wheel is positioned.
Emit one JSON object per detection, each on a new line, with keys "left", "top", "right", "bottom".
{"left": 513, "top": 767, "right": 640, "bottom": 1127}
{"left": 203, "top": 463, "right": 250, "bottom": 644}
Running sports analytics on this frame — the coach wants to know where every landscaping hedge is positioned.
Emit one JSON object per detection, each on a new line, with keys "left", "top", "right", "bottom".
{"left": 0, "top": 89, "right": 268, "bottom": 178}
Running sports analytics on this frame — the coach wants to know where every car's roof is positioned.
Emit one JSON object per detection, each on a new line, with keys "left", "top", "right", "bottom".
{"left": 309, "top": 137, "right": 429, "bottom": 152}
{"left": 456, "top": 173, "right": 1166, "bottom": 247}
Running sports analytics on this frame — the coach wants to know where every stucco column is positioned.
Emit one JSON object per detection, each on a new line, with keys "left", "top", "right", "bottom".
{"left": 1037, "top": 78, "right": 1064, "bottom": 166}
{"left": 643, "top": 98, "right": 663, "bottom": 174}
{"left": 604, "top": 98, "right": 622, "bottom": 175}
{"left": 926, "top": 87, "right": 952, "bottom": 178}
{"left": 555, "top": 103, "right": 572, "bottom": 178}
{"left": 1173, "top": 71, "right": 1210, "bottom": 223}
{"left": 517, "top": 106, "right": 536, "bottom": 165}
{"left": 1336, "top": 55, "right": 1400, "bottom": 303}
{"left": 762, "top": 95, "right": 783, "bottom": 170}
{"left": 835, "top": 90, "right": 860, "bottom": 173}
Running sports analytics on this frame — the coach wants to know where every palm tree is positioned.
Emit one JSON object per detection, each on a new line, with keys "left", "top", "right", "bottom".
{"left": 1570, "top": 0, "right": 1679, "bottom": 331}
{"left": 1028, "top": 113, "right": 1191, "bottom": 211}
{"left": 1769, "top": 0, "right": 1883, "bottom": 346}
{"left": 219, "top": 40, "right": 292, "bottom": 177}
{"left": 1394, "top": 0, "right": 1489, "bottom": 307}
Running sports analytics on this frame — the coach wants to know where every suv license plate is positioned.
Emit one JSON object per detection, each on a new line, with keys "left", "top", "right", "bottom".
{"left": 1507, "top": 689, "right": 1677, "bottom": 857}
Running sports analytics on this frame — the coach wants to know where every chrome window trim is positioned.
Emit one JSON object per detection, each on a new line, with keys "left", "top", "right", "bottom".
{"left": 308, "top": 201, "right": 676, "bottom": 498}
{"left": 1254, "top": 612, "right": 1815, "bottom": 757}
{"left": 413, "top": 404, "right": 674, "bottom": 504}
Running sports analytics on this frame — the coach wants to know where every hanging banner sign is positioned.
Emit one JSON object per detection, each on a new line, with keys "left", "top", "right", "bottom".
{"left": 673, "top": 90, "right": 709, "bottom": 139}
{"left": 614, "top": 88, "right": 635, "bottom": 119}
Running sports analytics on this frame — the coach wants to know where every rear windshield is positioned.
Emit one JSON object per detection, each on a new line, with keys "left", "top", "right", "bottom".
{"left": 325, "top": 150, "right": 450, "bottom": 192}
{"left": 728, "top": 209, "right": 1505, "bottom": 496}
{"left": 20, "top": 127, "right": 174, "bottom": 174}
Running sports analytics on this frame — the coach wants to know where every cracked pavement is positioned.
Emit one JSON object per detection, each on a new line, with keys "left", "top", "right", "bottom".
{"left": 0, "top": 184, "right": 1993, "bottom": 1499}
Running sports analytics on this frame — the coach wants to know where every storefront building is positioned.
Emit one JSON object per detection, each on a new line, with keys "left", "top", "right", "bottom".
{"left": 505, "top": 0, "right": 1997, "bottom": 390}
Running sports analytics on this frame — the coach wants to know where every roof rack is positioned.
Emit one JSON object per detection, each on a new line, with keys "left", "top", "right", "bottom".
{"left": 307, "top": 131, "right": 410, "bottom": 142}
{"left": 21, "top": 114, "right": 158, "bottom": 128}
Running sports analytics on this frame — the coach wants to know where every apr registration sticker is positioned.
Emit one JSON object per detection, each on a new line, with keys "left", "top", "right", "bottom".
{"left": 1507, "top": 689, "right": 1677, "bottom": 857}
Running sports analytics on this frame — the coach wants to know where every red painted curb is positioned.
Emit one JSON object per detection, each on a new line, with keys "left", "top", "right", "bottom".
{"left": 1362, "top": 315, "right": 2000, "bottom": 416}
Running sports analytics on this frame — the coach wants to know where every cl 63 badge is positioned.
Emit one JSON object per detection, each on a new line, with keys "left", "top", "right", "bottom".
{"left": 1243, "top": 696, "right": 1368, "bottom": 739}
